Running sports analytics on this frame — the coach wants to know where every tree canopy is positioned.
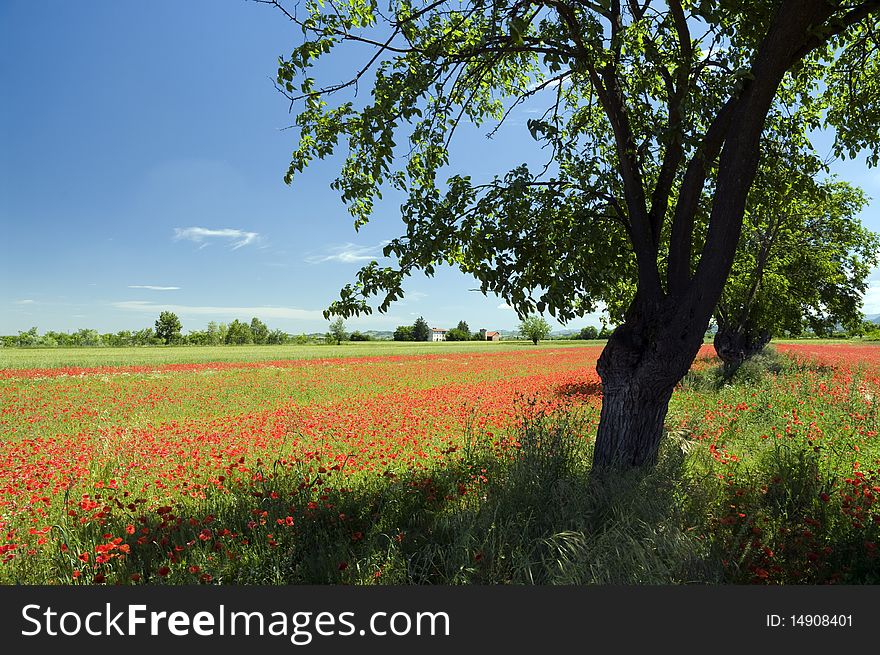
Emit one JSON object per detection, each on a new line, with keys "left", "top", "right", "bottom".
{"left": 328, "top": 317, "right": 348, "bottom": 344}
{"left": 445, "top": 327, "right": 470, "bottom": 340}
{"left": 154, "top": 311, "right": 182, "bottom": 345}
{"left": 393, "top": 324, "right": 415, "bottom": 341}
{"left": 250, "top": 317, "right": 270, "bottom": 345}
{"left": 226, "top": 319, "right": 255, "bottom": 345}
{"left": 715, "top": 174, "right": 878, "bottom": 365}
{"left": 270, "top": 0, "right": 880, "bottom": 323}
{"left": 519, "top": 315, "right": 552, "bottom": 344}
{"left": 267, "top": 0, "right": 880, "bottom": 468}
{"left": 412, "top": 316, "right": 431, "bottom": 341}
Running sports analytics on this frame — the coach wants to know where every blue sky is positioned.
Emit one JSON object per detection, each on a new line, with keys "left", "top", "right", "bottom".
{"left": 2, "top": 1, "right": 879, "bottom": 336}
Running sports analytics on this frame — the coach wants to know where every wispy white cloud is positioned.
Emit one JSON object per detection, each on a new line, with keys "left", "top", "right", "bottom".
{"left": 305, "top": 241, "right": 391, "bottom": 264}
{"left": 497, "top": 302, "right": 515, "bottom": 310}
{"left": 174, "top": 227, "right": 260, "bottom": 250}
{"left": 128, "top": 285, "right": 181, "bottom": 291}
{"left": 14, "top": 299, "right": 36, "bottom": 305}
{"left": 407, "top": 291, "right": 428, "bottom": 301}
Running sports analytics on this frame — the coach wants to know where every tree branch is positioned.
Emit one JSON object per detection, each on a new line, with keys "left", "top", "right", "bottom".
{"left": 646, "top": 0, "right": 691, "bottom": 248}
{"left": 688, "top": 0, "right": 843, "bottom": 311}
{"left": 667, "top": 97, "right": 737, "bottom": 293}
{"left": 788, "top": 0, "right": 880, "bottom": 65}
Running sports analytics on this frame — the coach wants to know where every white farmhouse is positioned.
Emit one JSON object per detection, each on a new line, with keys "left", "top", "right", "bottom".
{"left": 431, "top": 327, "right": 447, "bottom": 342}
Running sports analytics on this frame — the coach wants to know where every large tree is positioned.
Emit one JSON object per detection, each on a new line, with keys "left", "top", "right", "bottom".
{"left": 154, "top": 311, "right": 182, "bottom": 345}
{"left": 328, "top": 317, "right": 348, "bottom": 344}
{"left": 225, "top": 319, "right": 255, "bottom": 345}
{"left": 714, "top": 174, "right": 877, "bottom": 371}
{"left": 393, "top": 324, "right": 415, "bottom": 341}
{"left": 250, "top": 317, "right": 270, "bottom": 345}
{"left": 267, "top": 0, "right": 880, "bottom": 468}
{"left": 520, "top": 315, "right": 552, "bottom": 344}
{"left": 412, "top": 316, "right": 431, "bottom": 341}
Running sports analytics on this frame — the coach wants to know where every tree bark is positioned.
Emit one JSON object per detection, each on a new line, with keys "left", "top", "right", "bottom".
{"left": 588, "top": 0, "right": 850, "bottom": 471}
{"left": 713, "top": 323, "right": 771, "bottom": 378}
{"left": 593, "top": 295, "right": 706, "bottom": 468}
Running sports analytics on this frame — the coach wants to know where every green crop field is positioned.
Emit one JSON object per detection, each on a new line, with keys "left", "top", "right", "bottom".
{"left": 2, "top": 341, "right": 880, "bottom": 585}
{"left": 0, "top": 339, "right": 602, "bottom": 370}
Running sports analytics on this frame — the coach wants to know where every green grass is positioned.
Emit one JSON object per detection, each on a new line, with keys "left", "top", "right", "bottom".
{"left": 0, "top": 339, "right": 601, "bottom": 370}
{"left": 4, "top": 342, "right": 879, "bottom": 584}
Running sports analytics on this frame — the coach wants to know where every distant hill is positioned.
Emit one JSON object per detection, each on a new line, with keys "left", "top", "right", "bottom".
{"left": 866, "top": 314, "right": 880, "bottom": 325}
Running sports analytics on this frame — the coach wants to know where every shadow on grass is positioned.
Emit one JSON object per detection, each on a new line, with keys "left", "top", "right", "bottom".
{"left": 32, "top": 403, "right": 879, "bottom": 586}
{"left": 698, "top": 440, "right": 880, "bottom": 584}
{"left": 681, "top": 345, "right": 838, "bottom": 393}
{"left": 40, "top": 409, "right": 723, "bottom": 586}
{"left": 554, "top": 380, "right": 603, "bottom": 400}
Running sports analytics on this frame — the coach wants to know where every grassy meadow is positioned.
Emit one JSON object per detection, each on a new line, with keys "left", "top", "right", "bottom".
{"left": 1, "top": 341, "right": 879, "bottom": 584}
{"left": 0, "top": 339, "right": 598, "bottom": 370}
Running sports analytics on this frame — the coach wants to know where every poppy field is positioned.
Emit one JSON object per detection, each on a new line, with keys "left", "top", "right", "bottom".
{"left": 1, "top": 342, "right": 879, "bottom": 584}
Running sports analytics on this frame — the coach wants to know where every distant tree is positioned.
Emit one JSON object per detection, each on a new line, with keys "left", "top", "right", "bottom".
{"left": 849, "top": 319, "right": 877, "bottom": 339}
{"left": 349, "top": 330, "right": 371, "bottom": 341}
{"left": 412, "top": 316, "right": 430, "bottom": 342}
{"left": 154, "top": 311, "right": 182, "bottom": 345}
{"left": 16, "top": 327, "right": 39, "bottom": 347}
{"left": 73, "top": 328, "right": 102, "bottom": 347}
{"left": 445, "top": 328, "right": 469, "bottom": 341}
{"left": 205, "top": 321, "right": 225, "bottom": 345}
{"left": 267, "top": 329, "right": 289, "bottom": 345}
{"left": 132, "top": 327, "right": 157, "bottom": 345}
{"left": 108, "top": 330, "right": 133, "bottom": 347}
{"left": 576, "top": 326, "right": 599, "bottom": 340}
{"left": 225, "top": 319, "right": 254, "bottom": 345}
{"left": 393, "top": 325, "right": 414, "bottom": 341}
{"left": 185, "top": 330, "right": 212, "bottom": 346}
{"left": 519, "top": 316, "right": 551, "bottom": 345}
{"left": 250, "top": 317, "right": 270, "bottom": 345}
{"left": 597, "top": 325, "right": 612, "bottom": 340}
{"left": 715, "top": 178, "right": 878, "bottom": 370}
{"left": 456, "top": 321, "right": 470, "bottom": 336}
{"left": 328, "top": 317, "right": 347, "bottom": 345}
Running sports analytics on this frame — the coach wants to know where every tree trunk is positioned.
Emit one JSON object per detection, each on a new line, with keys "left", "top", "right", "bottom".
{"left": 713, "top": 323, "right": 771, "bottom": 378}
{"left": 593, "top": 378, "right": 675, "bottom": 468}
{"left": 593, "top": 296, "right": 707, "bottom": 469}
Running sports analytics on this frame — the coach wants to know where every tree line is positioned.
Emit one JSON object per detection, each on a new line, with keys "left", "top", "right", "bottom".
{"left": 2, "top": 313, "right": 313, "bottom": 348}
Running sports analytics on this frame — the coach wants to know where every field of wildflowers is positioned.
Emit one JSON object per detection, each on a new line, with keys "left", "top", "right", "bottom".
{"left": 0, "top": 343, "right": 878, "bottom": 584}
